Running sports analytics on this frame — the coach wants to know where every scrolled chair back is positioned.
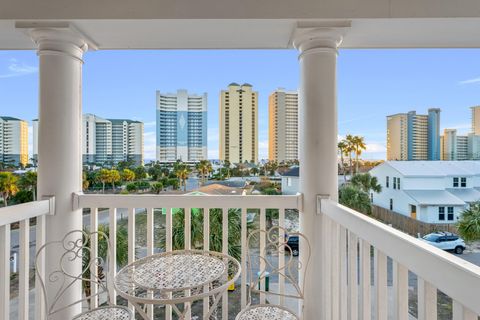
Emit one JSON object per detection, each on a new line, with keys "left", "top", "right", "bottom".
{"left": 35, "top": 229, "right": 112, "bottom": 317}
{"left": 246, "top": 226, "right": 311, "bottom": 304}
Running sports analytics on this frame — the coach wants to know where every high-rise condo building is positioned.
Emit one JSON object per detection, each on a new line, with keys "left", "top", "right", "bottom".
{"left": 0, "top": 116, "right": 28, "bottom": 167}
{"left": 268, "top": 89, "right": 298, "bottom": 162}
{"left": 441, "top": 129, "right": 468, "bottom": 160}
{"left": 471, "top": 106, "right": 480, "bottom": 135}
{"left": 386, "top": 109, "right": 440, "bottom": 161}
{"left": 427, "top": 108, "right": 441, "bottom": 160}
{"left": 33, "top": 114, "right": 144, "bottom": 165}
{"left": 386, "top": 113, "right": 408, "bottom": 160}
{"left": 156, "top": 90, "right": 207, "bottom": 163}
{"left": 441, "top": 130, "right": 480, "bottom": 161}
{"left": 220, "top": 83, "right": 258, "bottom": 163}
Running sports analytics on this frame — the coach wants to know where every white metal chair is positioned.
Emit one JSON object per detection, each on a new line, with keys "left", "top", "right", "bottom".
{"left": 35, "top": 229, "right": 133, "bottom": 320}
{"left": 235, "top": 226, "right": 311, "bottom": 320}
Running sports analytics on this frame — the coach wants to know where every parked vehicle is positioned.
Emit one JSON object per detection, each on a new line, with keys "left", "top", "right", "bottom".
{"left": 286, "top": 235, "right": 299, "bottom": 256}
{"left": 421, "top": 232, "right": 466, "bottom": 254}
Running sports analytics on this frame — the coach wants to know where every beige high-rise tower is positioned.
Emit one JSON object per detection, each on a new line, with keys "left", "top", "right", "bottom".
{"left": 268, "top": 89, "right": 298, "bottom": 162}
{"left": 219, "top": 83, "right": 258, "bottom": 163}
{"left": 471, "top": 106, "right": 480, "bottom": 135}
{"left": 386, "top": 113, "right": 408, "bottom": 160}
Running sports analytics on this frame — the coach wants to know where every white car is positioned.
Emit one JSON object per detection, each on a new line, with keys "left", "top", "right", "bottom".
{"left": 421, "top": 232, "right": 466, "bottom": 254}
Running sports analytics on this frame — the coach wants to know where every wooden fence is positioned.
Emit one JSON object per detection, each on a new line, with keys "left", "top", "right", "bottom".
{"left": 371, "top": 205, "right": 458, "bottom": 237}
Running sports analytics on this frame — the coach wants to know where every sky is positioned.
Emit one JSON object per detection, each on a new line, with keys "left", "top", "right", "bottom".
{"left": 1, "top": 49, "right": 480, "bottom": 162}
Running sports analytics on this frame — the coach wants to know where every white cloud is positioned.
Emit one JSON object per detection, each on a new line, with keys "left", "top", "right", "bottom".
{"left": 459, "top": 77, "right": 480, "bottom": 85}
{"left": 366, "top": 143, "right": 386, "bottom": 153}
{"left": 0, "top": 59, "right": 38, "bottom": 79}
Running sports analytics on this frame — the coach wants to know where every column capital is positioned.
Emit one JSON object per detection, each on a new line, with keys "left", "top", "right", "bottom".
{"left": 292, "top": 21, "right": 350, "bottom": 55}
{"left": 16, "top": 22, "right": 97, "bottom": 61}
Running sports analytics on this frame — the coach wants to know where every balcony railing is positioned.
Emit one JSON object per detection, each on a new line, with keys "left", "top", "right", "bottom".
{"left": 1, "top": 194, "right": 480, "bottom": 319}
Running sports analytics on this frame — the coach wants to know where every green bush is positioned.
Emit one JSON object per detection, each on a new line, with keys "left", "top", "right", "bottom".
{"left": 338, "top": 184, "right": 372, "bottom": 215}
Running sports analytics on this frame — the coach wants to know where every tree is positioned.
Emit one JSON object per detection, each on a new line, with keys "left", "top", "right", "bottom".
{"left": 338, "top": 184, "right": 371, "bottom": 215}
{"left": 160, "top": 208, "right": 243, "bottom": 261}
{"left": 174, "top": 162, "right": 191, "bottom": 191}
{"left": 350, "top": 173, "right": 382, "bottom": 194}
{"left": 96, "top": 169, "right": 110, "bottom": 193}
{"left": 109, "top": 169, "right": 121, "bottom": 191}
{"left": 222, "top": 161, "right": 231, "bottom": 179}
{"left": 82, "top": 171, "right": 90, "bottom": 191}
{"left": 0, "top": 172, "right": 19, "bottom": 207}
{"left": 345, "top": 134, "right": 355, "bottom": 177}
{"left": 351, "top": 135, "right": 367, "bottom": 174}
{"left": 457, "top": 202, "right": 480, "bottom": 242}
{"left": 121, "top": 168, "right": 135, "bottom": 182}
{"left": 250, "top": 167, "right": 259, "bottom": 176}
{"left": 19, "top": 171, "right": 37, "bottom": 201}
{"left": 151, "top": 182, "right": 164, "bottom": 194}
{"left": 82, "top": 225, "right": 128, "bottom": 296}
{"left": 133, "top": 166, "right": 147, "bottom": 180}
{"left": 196, "top": 160, "right": 212, "bottom": 184}
{"left": 338, "top": 140, "right": 348, "bottom": 178}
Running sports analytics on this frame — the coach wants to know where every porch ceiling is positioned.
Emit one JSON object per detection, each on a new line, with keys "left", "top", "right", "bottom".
{"left": 1, "top": 18, "right": 480, "bottom": 50}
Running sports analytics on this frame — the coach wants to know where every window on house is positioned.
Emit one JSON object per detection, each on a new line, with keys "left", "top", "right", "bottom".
{"left": 397, "top": 178, "right": 401, "bottom": 189}
{"left": 447, "top": 207, "right": 454, "bottom": 221}
{"left": 453, "top": 177, "right": 459, "bottom": 188}
{"left": 461, "top": 177, "right": 467, "bottom": 188}
{"left": 370, "top": 193, "right": 373, "bottom": 203}
{"left": 393, "top": 177, "right": 397, "bottom": 189}
{"left": 438, "top": 207, "right": 445, "bottom": 221}
{"left": 389, "top": 199, "right": 393, "bottom": 210}
{"left": 386, "top": 176, "right": 389, "bottom": 188}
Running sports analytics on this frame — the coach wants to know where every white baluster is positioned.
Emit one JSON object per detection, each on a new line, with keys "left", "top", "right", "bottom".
{"left": 222, "top": 208, "right": 229, "bottom": 319}
{"left": 374, "top": 249, "right": 387, "bottom": 320}
{"left": 35, "top": 215, "right": 46, "bottom": 320}
{"left": 418, "top": 278, "right": 437, "bottom": 320}
{"left": 90, "top": 208, "right": 99, "bottom": 308}
{"left": 392, "top": 261, "right": 408, "bottom": 320}
{"left": 109, "top": 208, "right": 117, "bottom": 304}
{"left": 127, "top": 207, "right": 135, "bottom": 313}
{"left": 348, "top": 232, "right": 358, "bottom": 320}
{"left": 360, "top": 239, "right": 371, "bottom": 320}
{"left": 19, "top": 219, "right": 30, "bottom": 320}
{"left": 0, "top": 224, "right": 11, "bottom": 320}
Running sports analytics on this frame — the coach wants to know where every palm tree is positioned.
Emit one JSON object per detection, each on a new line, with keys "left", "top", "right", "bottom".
{"left": 196, "top": 160, "right": 212, "bottom": 185}
{"left": 350, "top": 173, "right": 382, "bottom": 194}
{"left": 160, "top": 208, "right": 243, "bottom": 261}
{"left": 352, "top": 135, "right": 367, "bottom": 174}
{"left": 19, "top": 171, "right": 37, "bottom": 201}
{"left": 96, "top": 169, "right": 110, "bottom": 193}
{"left": 0, "top": 172, "right": 19, "bottom": 207}
{"left": 250, "top": 167, "right": 259, "bottom": 176}
{"left": 109, "top": 169, "right": 121, "bottom": 191}
{"left": 174, "top": 162, "right": 191, "bottom": 191}
{"left": 121, "top": 168, "right": 135, "bottom": 183}
{"left": 338, "top": 140, "right": 348, "bottom": 179}
{"left": 345, "top": 134, "right": 355, "bottom": 177}
{"left": 339, "top": 184, "right": 372, "bottom": 215}
{"left": 457, "top": 202, "right": 480, "bottom": 242}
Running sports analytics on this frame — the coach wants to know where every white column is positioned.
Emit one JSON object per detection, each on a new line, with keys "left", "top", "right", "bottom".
{"left": 293, "top": 22, "right": 349, "bottom": 320}
{"left": 19, "top": 23, "right": 90, "bottom": 319}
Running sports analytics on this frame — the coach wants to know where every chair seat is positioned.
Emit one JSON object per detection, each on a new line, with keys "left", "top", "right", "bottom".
{"left": 72, "top": 306, "right": 133, "bottom": 320}
{"left": 236, "top": 305, "right": 298, "bottom": 320}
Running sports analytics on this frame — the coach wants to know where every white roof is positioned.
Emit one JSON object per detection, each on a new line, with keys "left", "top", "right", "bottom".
{"left": 447, "top": 188, "right": 480, "bottom": 203}
{"left": 385, "top": 161, "right": 480, "bottom": 177}
{"left": 404, "top": 190, "right": 465, "bottom": 206}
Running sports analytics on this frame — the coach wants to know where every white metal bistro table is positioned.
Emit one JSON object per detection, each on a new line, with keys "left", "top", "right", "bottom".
{"left": 114, "top": 249, "right": 241, "bottom": 319}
